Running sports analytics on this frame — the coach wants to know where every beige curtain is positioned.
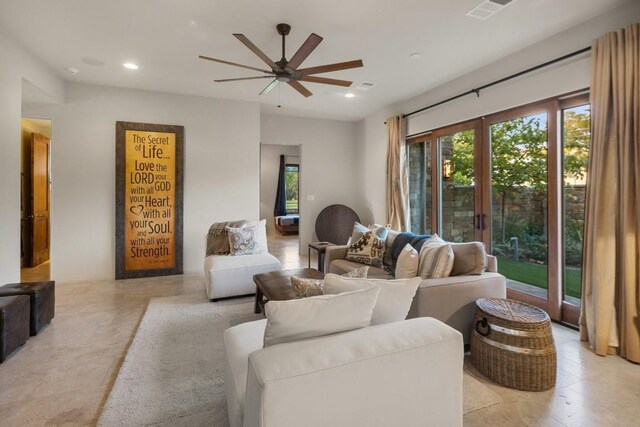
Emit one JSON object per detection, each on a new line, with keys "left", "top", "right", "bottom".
{"left": 385, "top": 116, "right": 410, "bottom": 231}
{"left": 580, "top": 23, "right": 640, "bottom": 363}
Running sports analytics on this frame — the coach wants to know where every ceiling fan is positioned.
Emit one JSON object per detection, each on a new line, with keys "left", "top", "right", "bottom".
{"left": 199, "top": 23, "right": 363, "bottom": 98}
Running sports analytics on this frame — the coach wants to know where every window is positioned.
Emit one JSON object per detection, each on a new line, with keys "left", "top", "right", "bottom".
{"left": 562, "top": 102, "right": 590, "bottom": 306}
{"left": 285, "top": 164, "right": 299, "bottom": 214}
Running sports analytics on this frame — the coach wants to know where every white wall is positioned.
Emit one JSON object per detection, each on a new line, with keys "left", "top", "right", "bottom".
{"left": 260, "top": 144, "right": 300, "bottom": 234}
{"left": 0, "top": 28, "right": 63, "bottom": 285}
{"left": 356, "top": 1, "right": 640, "bottom": 226}
{"left": 261, "top": 114, "right": 359, "bottom": 253}
{"left": 24, "top": 82, "right": 260, "bottom": 282}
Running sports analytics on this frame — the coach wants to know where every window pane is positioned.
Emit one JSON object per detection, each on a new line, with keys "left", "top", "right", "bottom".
{"left": 562, "top": 105, "right": 590, "bottom": 305}
{"left": 408, "top": 141, "right": 432, "bottom": 234}
{"left": 490, "top": 113, "right": 548, "bottom": 299}
{"left": 440, "top": 129, "right": 475, "bottom": 242}
{"left": 285, "top": 165, "right": 299, "bottom": 214}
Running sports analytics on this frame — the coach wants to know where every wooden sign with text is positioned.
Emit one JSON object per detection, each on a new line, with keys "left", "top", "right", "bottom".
{"left": 116, "top": 122, "right": 184, "bottom": 279}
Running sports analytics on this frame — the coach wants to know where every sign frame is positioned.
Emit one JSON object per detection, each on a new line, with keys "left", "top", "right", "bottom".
{"left": 115, "top": 121, "right": 184, "bottom": 279}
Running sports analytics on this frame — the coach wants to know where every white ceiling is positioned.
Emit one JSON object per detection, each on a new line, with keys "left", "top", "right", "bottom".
{"left": 0, "top": 0, "right": 627, "bottom": 121}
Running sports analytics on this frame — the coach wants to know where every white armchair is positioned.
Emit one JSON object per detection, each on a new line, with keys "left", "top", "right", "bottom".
{"left": 224, "top": 317, "right": 463, "bottom": 427}
{"left": 203, "top": 219, "right": 282, "bottom": 300}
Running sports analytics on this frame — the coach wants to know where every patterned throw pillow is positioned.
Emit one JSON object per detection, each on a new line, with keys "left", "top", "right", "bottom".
{"left": 291, "top": 266, "right": 369, "bottom": 298}
{"left": 226, "top": 224, "right": 260, "bottom": 255}
{"left": 206, "top": 220, "right": 248, "bottom": 255}
{"left": 346, "top": 223, "right": 389, "bottom": 267}
{"left": 417, "top": 234, "right": 455, "bottom": 279}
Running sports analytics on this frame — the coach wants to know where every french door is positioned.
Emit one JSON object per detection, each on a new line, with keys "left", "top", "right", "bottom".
{"left": 407, "top": 93, "right": 590, "bottom": 324}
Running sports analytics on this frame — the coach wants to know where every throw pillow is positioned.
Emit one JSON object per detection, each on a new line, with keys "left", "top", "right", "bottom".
{"left": 395, "top": 244, "right": 419, "bottom": 279}
{"left": 227, "top": 224, "right": 260, "bottom": 255}
{"left": 206, "top": 220, "right": 248, "bottom": 255}
{"left": 345, "top": 223, "right": 389, "bottom": 267}
{"left": 347, "top": 222, "right": 370, "bottom": 247}
{"left": 417, "top": 234, "right": 454, "bottom": 279}
{"left": 243, "top": 219, "right": 268, "bottom": 253}
{"left": 449, "top": 242, "right": 487, "bottom": 276}
{"left": 263, "top": 285, "right": 379, "bottom": 347}
{"left": 290, "top": 276, "right": 325, "bottom": 298}
{"left": 291, "top": 266, "right": 369, "bottom": 298}
{"left": 324, "top": 274, "right": 421, "bottom": 325}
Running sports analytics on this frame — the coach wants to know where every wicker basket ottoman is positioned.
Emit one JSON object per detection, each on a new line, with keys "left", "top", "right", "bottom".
{"left": 471, "top": 298, "right": 556, "bottom": 391}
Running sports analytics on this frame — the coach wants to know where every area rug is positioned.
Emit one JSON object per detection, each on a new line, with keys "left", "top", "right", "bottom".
{"left": 98, "top": 292, "right": 501, "bottom": 426}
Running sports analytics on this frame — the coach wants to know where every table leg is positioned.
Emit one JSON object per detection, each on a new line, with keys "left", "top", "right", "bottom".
{"left": 254, "top": 287, "right": 263, "bottom": 314}
{"left": 308, "top": 246, "right": 311, "bottom": 268}
{"left": 318, "top": 252, "right": 324, "bottom": 273}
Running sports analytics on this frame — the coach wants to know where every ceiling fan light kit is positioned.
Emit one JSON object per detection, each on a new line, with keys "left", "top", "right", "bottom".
{"left": 200, "top": 23, "right": 364, "bottom": 98}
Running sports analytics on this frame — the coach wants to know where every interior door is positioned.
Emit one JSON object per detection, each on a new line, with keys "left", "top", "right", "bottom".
{"left": 29, "top": 133, "right": 50, "bottom": 266}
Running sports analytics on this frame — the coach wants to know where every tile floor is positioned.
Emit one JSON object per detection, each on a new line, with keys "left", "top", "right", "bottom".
{"left": 0, "top": 232, "right": 638, "bottom": 426}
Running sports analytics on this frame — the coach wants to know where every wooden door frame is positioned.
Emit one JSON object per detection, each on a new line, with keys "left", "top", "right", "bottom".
{"left": 481, "top": 99, "right": 559, "bottom": 316}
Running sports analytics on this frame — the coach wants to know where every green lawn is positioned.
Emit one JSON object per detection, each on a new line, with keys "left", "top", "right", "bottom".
{"left": 496, "top": 256, "right": 582, "bottom": 299}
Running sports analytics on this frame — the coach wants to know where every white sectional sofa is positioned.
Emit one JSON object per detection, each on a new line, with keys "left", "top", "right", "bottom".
{"left": 325, "top": 230, "right": 506, "bottom": 343}
{"left": 224, "top": 317, "right": 463, "bottom": 427}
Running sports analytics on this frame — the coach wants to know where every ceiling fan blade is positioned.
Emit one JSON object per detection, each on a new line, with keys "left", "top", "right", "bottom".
{"left": 288, "top": 80, "right": 313, "bottom": 97}
{"left": 300, "top": 76, "right": 352, "bottom": 87}
{"left": 233, "top": 34, "right": 280, "bottom": 70}
{"left": 298, "top": 59, "right": 364, "bottom": 75}
{"left": 199, "top": 55, "right": 273, "bottom": 74}
{"left": 214, "top": 76, "right": 275, "bottom": 83}
{"left": 286, "top": 33, "right": 323, "bottom": 70}
{"left": 260, "top": 80, "right": 279, "bottom": 95}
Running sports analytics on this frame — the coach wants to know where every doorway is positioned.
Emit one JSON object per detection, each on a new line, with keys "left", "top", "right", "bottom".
{"left": 408, "top": 92, "right": 590, "bottom": 324}
{"left": 20, "top": 118, "right": 52, "bottom": 282}
{"left": 260, "top": 143, "right": 302, "bottom": 269}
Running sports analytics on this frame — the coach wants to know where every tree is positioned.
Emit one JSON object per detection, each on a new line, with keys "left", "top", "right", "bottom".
{"left": 450, "top": 115, "right": 560, "bottom": 245}
{"left": 563, "top": 109, "right": 590, "bottom": 185}
{"left": 446, "top": 109, "right": 590, "bottom": 254}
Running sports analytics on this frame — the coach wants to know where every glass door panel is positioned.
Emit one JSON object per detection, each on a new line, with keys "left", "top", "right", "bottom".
{"left": 439, "top": 130, "right": 477, "bottom": 242}
{"left": 408, "top": 140, "right": 432, "bottom": 234}
{"left": 562, "top": 104, "right": 590, "bottom": 306}
{"left": 489, "top": 113, "right": 549, "bottom": 299}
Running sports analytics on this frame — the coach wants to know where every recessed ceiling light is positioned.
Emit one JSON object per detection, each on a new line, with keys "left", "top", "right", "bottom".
{"left": 410, "top": 53, "right": 422, "bottom": 60}
{"left": 123, "top": 62, "right": 139, "bottom": 70}
{"left": 64, "top": 67, "right": 79, "bottom": 75}
{"left": 345, "top": 93, "right": 355, "bottom": 98}
{"left": 189, "top": 20, "right": 197, "bottom": 26}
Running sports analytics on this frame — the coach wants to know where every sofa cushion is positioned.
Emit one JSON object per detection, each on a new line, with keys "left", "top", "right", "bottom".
{"left": 205, "top": 252, "right": 281, "bottom": 272}
{"left": 324, "top": 274, "right": 422, "bottom": 325}
{"left": 418, "top": 235, "right": 455, "bottom": 279}
{"left": 291, "top": 266, "right": 369, "bottom": 298}
{"left": 329, "top": 259, "right": 391, "bottom": 279}
{"left": 395, "top": 244, "right": 419, "bottom": 279}
{"left": 383, "top": 229, "right": 400, "bottom": 266}
{"left": 204, "top": 252, "right": 282, "bottom": 299}
{"left": 345, "top": 223, "right": 389, "bottom": 267}
{"left": 450, "top": 242, "right": 487, "bottom": 276}
{"left": 263, "top": 286, "right": 379, "bottom": 347}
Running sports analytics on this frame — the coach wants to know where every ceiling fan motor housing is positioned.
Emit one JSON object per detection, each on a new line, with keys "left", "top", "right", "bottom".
{"left": 276, "top": 23, "right": 291, "bottom": 36}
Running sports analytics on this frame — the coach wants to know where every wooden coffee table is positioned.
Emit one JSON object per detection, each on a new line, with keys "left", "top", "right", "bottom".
{"left": 253, "top": 268, "right": 324, "bottom": 314}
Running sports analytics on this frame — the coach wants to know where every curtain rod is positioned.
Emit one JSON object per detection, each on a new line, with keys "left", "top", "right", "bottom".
{"left": 384, "top": 46, "right": 592, "bottom": 124}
